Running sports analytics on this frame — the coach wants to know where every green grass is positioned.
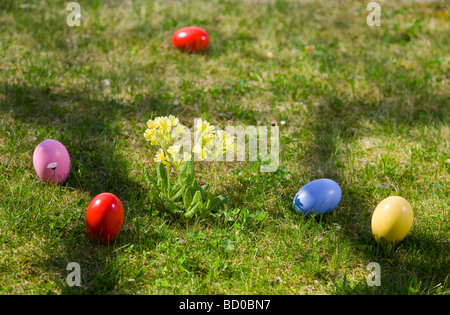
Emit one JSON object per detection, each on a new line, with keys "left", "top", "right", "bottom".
{"left": 0, "top": 0, "right": 449, "bottom": 295}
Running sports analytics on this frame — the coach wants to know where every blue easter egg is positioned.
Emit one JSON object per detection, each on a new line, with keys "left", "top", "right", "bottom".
{"left": 293, "top": 178, "right": 342, "bottom": 215}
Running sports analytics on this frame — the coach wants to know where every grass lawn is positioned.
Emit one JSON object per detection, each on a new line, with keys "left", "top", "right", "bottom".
{"left": 0, "top": 0, "right": 449, "bottom": 295}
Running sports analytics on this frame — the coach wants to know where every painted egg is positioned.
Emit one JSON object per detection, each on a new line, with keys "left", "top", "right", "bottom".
{"left": 33, "top": 139, "right": 71, "bottom": 184}
{"left": 293, "top": 179, "right": 342, "bottom": 215}
{"left": 172, "top": 26, "right": 210, "bottom": 52}
{"left": 86, "top": 193, "right": 124, "bottom": 243}
{"left": 371, "top": 196, "right": 413, "bottom": 243}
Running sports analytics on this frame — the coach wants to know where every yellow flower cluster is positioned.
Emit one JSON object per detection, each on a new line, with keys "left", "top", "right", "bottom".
{"left": 192, "top": 120, "right": 235, "bottom": 161}
{"left": 144, "top": 116, "right": 183, "bottom": 145}
{"left": 144, "top": 116, "right": 191, "bottom": 168}
{"left": 144, "top": 116, "right": 235, "bottom": 168}
{"left": 193, "top": 120, "right": 215, "bottom": 161}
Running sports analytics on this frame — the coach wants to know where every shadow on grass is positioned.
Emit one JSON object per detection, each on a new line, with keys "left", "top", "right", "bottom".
{"left": 0, "top": 82, "right": 176, "bottom": 294}
{"left": 326, "top": 228, "right": 449, "bottom": 294}
{"left": 293, "top": 77, "right": 449, "bottom": 293}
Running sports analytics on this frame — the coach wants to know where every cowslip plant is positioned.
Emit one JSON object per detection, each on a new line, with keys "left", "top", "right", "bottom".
{"left": 142, "top": 116, "right": 235, "bottom": 219}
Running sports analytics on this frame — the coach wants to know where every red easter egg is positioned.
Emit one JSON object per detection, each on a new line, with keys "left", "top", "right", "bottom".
{"left": 171, "top": 26, "right": 210, "bottom": 52}
{"left": 86, "top": 193, "right": 124, "bottom": 243}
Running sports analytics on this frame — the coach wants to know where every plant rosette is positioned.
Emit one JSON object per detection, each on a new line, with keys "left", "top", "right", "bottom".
{"left": 142, "top": 116, "right": 235, "bottom": 219}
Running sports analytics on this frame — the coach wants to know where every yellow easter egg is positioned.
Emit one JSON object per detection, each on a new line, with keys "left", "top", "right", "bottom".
{"left": 371, "top": 196, "right": 413, "bottom": 243}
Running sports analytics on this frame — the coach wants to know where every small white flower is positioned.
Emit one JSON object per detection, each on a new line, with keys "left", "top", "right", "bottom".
{"left": 46, "top": 162, "right": 58, "bottom": 169}
{"left": 314, "top": 233, "right": 324, "bottom": 241}
{"left": 102, "top": 79, "right": 110, "bottom": 86}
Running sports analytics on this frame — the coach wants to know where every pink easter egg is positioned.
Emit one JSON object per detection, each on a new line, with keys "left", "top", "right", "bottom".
{"left": 33, "top": 139, "right": 71, "bottom": 184}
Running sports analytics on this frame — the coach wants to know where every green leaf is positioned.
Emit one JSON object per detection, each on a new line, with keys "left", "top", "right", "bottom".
{"left": 190, "top": 178, "right": 198, "bottom": 192}
{"left": 182, "top": 184, "right": 193, "bottom": 211}
{"left": 220, "top": 238, "right": 235, "bottom": 251}
{"left": 169, "top": 180, "right": 182, "bottom": 201}
{"left": 170, "top": 185, "right": 183, "bottom": 202}
{"left": 254, "top": 211, "right": 268, "bottom": 221}
{"left": 207, "top": 194, "right": 230, "bottom": 213}
{"left": 170, "top": 180, "right": 181, "bottom": 194}
{"left": 184, "top": 202, "right": 200, "bottom": 218}
{"left": 157, "top": 162, "right": 170, "bottom": 195}
{"left": 198, "top": 184, "right": 207, "bottom": 202}
{"left": 179, "top": 160, "right": 195, "bottom": 185}
{"left": 160, "top": 194, "right": 182, "bottom": 214}
{"left": 191, "top": 190, "right": 203, "bottom": 208}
